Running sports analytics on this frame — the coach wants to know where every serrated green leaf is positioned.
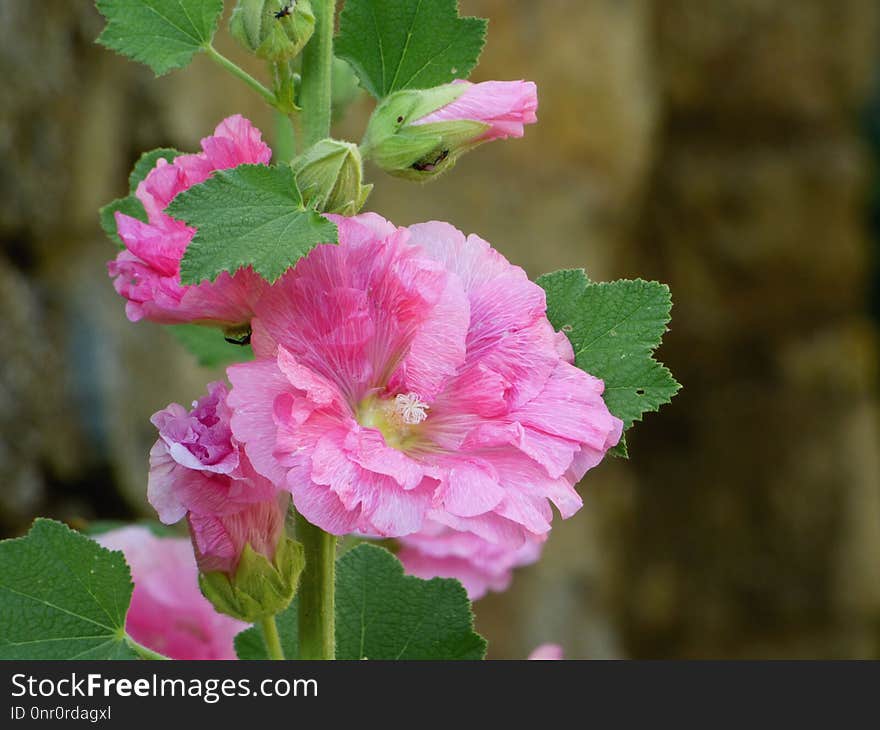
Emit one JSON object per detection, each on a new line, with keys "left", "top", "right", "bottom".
{"left": 0, "top": 519, "right": 136, "bottom": 659}
{"left": 235, "top": 544, "right": 486, "bottom": 659}
{"left": 336, "top": 0, "right": 488, "bottom": 98}
{"left": 538, "top": 269, "right": 680, "bottom": 443}
{"left": 169, "top": 164, "right": 337, "bottom": 284}
{"left": 168, "top": 324, "right": 255, "bottom": 367}
{"left": 100, "top": 148, "right": 179, "bottom": 248}
{"left": 95, "top": 0, "right": 224, "bottom": 76}
{"left": 337, "top": 544, "right": 485, "bottom": 659}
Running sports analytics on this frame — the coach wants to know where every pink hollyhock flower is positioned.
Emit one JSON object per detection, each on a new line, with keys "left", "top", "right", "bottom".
{"left": 148, "top": 381, "right": 284, "bottom": 575}
{"left": 397, "top": 519, "right": 545, "bottom": 600}
{"left": 96, "top": 526, "right": 245, "bottom": 660}
{"left": 227, "top": 213, "right": 622, "bottom": 545}
{"left": 412, "top": 80, "right": 538, "bottom": 143}
{"left": 528, "top": 644, "right": 564, "bottom": 660}
{"left": 108, "top": 115, "right": 271, "bottom": 329}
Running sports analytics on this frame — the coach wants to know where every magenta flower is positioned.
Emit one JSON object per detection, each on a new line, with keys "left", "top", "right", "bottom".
{"left": 96, "top": 527, "right": 245, "bottom": 660}
{"left": 227, "top": 213, "right": 622, "bottom": 545}
{"left": 397, "top": 519, "right": 545, "bottom": 600}
{"left": 528, "top": 644, "right": 564, "bottom": 660}
{"left": 148, "top": 381, "right": 284, "bottom": 575}
{"left": 108, "top": 115, "right": 271, "bottom": 329}
{"left": 412, "top": 80, "right": 538, "bottom": 143}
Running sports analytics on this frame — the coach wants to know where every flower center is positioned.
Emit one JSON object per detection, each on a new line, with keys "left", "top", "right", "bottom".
{"left": 357, "top": 392, "right": 429, "bottom": 450}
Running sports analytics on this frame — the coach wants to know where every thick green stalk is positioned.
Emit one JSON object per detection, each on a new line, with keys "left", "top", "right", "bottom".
{"left": 298, "top": 0, "right": 336, "bottom": 147}
{"left": 295, "top": 512, "right": 336, "bottom": 659}
{"left": 260, "top": 616, "right": 285, "bottom": 660}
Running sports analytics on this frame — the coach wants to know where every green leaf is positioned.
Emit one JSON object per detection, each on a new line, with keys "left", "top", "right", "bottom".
{"left": 100, "top": 147, "right": 179, "bottom": 248}
{"left": 337, "top": 544, "right": 484, "bottom": 659}
{"left": 235, "top": 544, "right": 486, "bottom": 660}
{"left": 168, "top": 164, "right": 338, "bottom": 284}
{"left": 168, "top": 325, "right": 255, "bottom": 367}
{"left": 0, "top": 519, "right": 136, "bottom": 659}
{"left": 95, "top": 0, "right": 224, "bottom": 76}
{"left": 235, "top": 600, "right": 299, "bottom": 660}
{"left": 538, "top": 269, "right": 681, "bottom": 448}
{"left": 336, "top": 0, "right": 488, "bottom": 98}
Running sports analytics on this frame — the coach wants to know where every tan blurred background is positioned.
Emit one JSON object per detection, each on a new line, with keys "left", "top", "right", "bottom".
{"left": 2, "top": 0, "right": 880, "bottom": 658}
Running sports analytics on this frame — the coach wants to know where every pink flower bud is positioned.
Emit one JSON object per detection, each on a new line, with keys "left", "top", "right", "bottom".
{"left": 188, "top": 497, "right": 287, "bottom": 575}
{"left": 411, "top": 80, "right": 538, "bottom": 143}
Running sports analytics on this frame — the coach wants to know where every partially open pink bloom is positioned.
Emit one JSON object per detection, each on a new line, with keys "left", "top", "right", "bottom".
{"left": 149, "top": 382, "right": 277, "bottom": 524}
{"left": 528, "top": 644, "right": 564, "bottom": 660}
{"left": 398, "top": 519, "right": 545, "bottom": 600}
{"left": 412, "top": 80, "right": 538, "bottom": 142}
{"left": 108, "top": 115, "right": 271, "bottom": 329}
{"left": 96, "top": 526, "right": 245, "bottom": 659}
{"left": 228, "top": 214, "right": 622, "bottom": 545}
{"left": 148, "top": 381, "right": 284, "bottom": 575}
{"left": 188, "top": 497, "right": 287, "bottom": 575}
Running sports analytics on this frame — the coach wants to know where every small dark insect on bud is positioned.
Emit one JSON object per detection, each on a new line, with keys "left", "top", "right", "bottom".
{"left": 224, "top": 330, "right": 252, "bottom": 346}
{"left": 411, "top": 148, "right": 450, "bottom": 172}
{"left": 274, "top": 1, "right": 295, "bottom": 18}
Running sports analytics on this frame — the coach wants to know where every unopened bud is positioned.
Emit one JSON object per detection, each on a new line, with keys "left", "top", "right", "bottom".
{"left": 293, "top": 139, "right": 372, "bottom": 215}
{"left": 360, "top": 80, "right": 538, "bottom": 182}
{"left": 199, "top": 537, "right": 305, "bottom": 622}
{"left": 230, "top": 0, "right": 315, "bottom": 62}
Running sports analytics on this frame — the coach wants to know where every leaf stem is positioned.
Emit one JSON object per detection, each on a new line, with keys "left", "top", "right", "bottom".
{"left": 204, "top": 44, "right": 279, "bottom": 109}
{"left": 260, "top": 615, "right": 285, "bottom": 660}
{"left": 295, "top": 512, "right": 336, "bottom": 660}
{"left": 298, "top": 0, "right": 336, "bottom": 147}
{"left": 125, "top": 635, "right": 170, "bottom": 660}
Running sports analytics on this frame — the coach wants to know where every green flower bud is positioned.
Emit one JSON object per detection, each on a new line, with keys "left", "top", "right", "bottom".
{"left": 360, "top": 85, "right": 489, "bottom": 182}
{"left": 230, "top": 0, "right": 315, "bottom": 62}
{"left": 199, "top": 537, "right": 305, "bottom": 622}
{"left": 292, "top": 139, "right": 372, "bottom": 216}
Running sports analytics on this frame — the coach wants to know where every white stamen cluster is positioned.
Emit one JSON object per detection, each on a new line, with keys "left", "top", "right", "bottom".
{"left": 394, "top": 392, "right": 430, "bottom": 425}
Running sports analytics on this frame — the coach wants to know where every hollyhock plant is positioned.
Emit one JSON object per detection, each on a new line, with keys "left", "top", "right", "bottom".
{"left": 360, "top": 80, "right": 538, "bottom": 180}
{"left": 0, "top": 0, "right": 678, "bottom": 663}
{"left": 108, "top": 115, "right": 272, "bottom": 331}
{"left": 96, "top": 526, "right": 245, "bottom": 660}
{"left": 227, "top": 213, "right": 623, "bottom": 546}
{"left": 398, "top": 519, "right": 545, "bottom": 600}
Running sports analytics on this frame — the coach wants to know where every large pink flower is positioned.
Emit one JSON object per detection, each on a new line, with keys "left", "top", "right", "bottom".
{"left": 96, "top": 526, "right": 245, "bottom": 660}
{"left": 108, "top": 115, "right": 271, "bottom": 329}
{"left": 397, "top": 519, "right": 545, "bottom": 600}
{"left": 227, "top": 213, "right": 622, "bottom": 545}
{"left": 148, "top": 381, "right": 284, "bottom": 575}
{"left": 412, "top": 80, "right": 538, "bottom": 142}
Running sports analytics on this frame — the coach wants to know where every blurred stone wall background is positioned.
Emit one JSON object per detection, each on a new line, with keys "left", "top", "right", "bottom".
{"left": 1, "top": 0, "right": 879, "bottom": 658}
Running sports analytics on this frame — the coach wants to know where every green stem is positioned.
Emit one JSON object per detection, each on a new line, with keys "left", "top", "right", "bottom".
{"left": 125, "top": 635, "right": 170, "bottom": 660}
{"left": 260, "top": 616, "right": 285, "bottom": 660}
{"left": 204, "top": 44, "right": 278, "bottom": 109}
{"left": 298, "top": 0, "right": 336, "bottom": 147}
{"left": 296, "top": 512, "right": 336, "bottom": 660}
